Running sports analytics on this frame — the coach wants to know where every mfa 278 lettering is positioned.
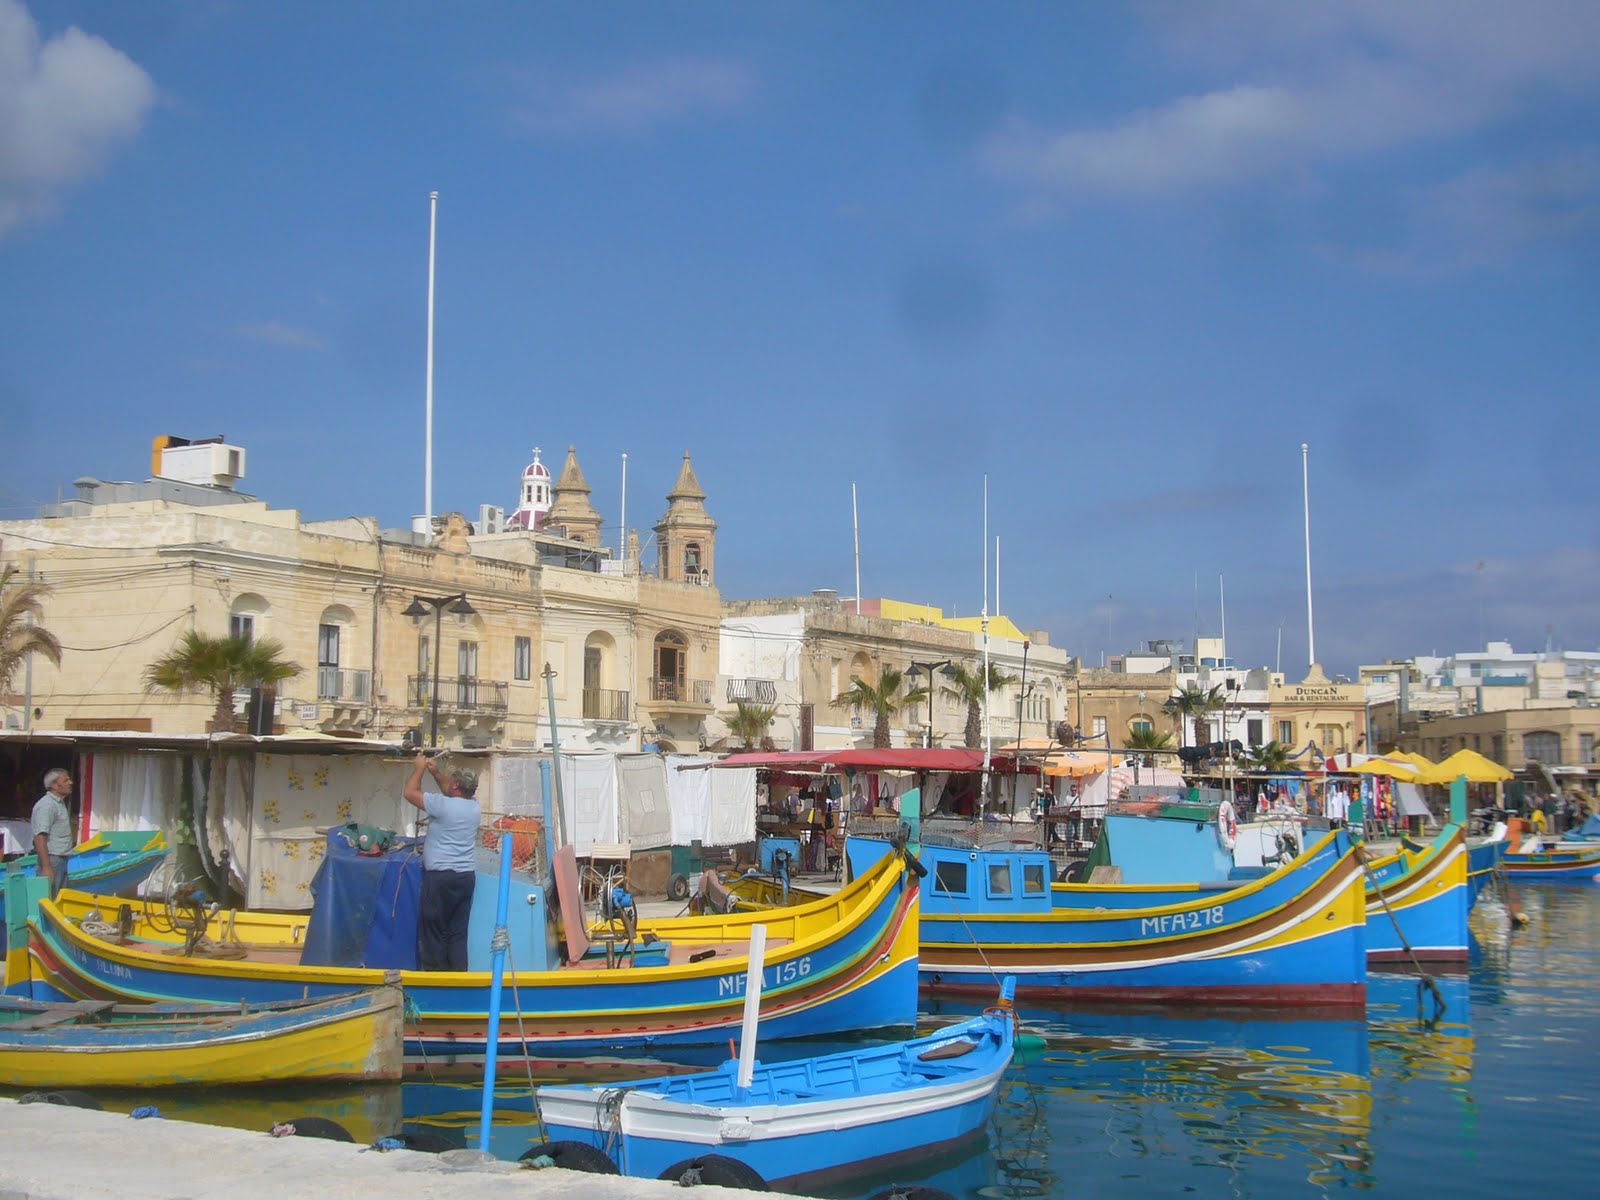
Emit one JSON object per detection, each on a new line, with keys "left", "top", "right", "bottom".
{"left": 717, "top": 956, "right": 812, "bottom": 996}
{"left": 1141, "top": 907, "right": 1225, "bottom": 936}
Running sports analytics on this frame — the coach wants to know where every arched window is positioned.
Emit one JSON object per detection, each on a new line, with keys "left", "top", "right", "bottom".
{"left": 317, "top": 604, "right": 356, "bottom": 700}
{"left": 583, "top": 631, "right": 622, "bottom": 720}
{"left": 653, "top": 630, "right": 687, "bottom": 700}
{"left": 230, "top": 592, "right": 269, "bottom": 642}
{"left": 1523, "top": 730, "right": 1562, "bottom": 765}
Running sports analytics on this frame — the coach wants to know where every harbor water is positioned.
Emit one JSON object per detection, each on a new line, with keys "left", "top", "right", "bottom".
{"left": 7, "top": 881, "right": 1598, "bottom": 1198}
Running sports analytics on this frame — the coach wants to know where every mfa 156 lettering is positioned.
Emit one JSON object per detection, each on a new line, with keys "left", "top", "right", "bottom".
{"left": 717, "top": 955, "right": 813, "bottom": 996}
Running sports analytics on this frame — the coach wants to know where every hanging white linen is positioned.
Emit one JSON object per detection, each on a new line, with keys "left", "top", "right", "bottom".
{"left": 616, "top": 754, "right": 672, "bottom": 850}
{"left": 491, "top": 755, "right": 542, "bottom": 818}
{"left": 559, "top": 753, "right": 620, "bottom": 854}
{"left": 707, "top": 765, "right": 756, "bottom": 847}
{"left": 665, "top": 754, "right": 712, "bottom": 845}
{"left": 246, "top": 753, "right": 415, "bottom": 909}
{"left": 85, "top": 751, "right": 176, "bottom": 835}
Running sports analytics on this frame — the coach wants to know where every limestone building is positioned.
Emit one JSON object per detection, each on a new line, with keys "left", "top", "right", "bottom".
{"left": 0, "top": 437, "right": 721, "bottom": 755}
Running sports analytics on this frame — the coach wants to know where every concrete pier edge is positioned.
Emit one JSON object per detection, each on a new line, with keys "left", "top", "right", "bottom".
{"left": 0, "top": 1098, "right": 774, "bottom": 1199}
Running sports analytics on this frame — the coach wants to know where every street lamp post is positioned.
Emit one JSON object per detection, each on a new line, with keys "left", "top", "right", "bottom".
{"left": 1014, "top": 639, "right": 1031, "bottom": 743}
{"left": 906, "top": 659, "right": 952, "bottom": 749}
{"left": 402, "top": 592, "right": 477, "bottom": 747}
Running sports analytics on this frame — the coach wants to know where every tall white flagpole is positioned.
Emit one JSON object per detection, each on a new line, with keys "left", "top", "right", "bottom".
{"left": 619, "top": 452, "right": 628, "bottom": 561}
{"left": 981, "top": 476, "right": 991, "bottom": 789}
{"left": 852, "top": 482, "right": 861, "bottom": 614}
{"left": 424, "top": 191, "right": 438, "bottom": 529}
{"left": 1219, "top": 574, "right": 1227, "bottom": 667}
{"left": 1302, "top": 442, "right": 1316, "bottom": 669}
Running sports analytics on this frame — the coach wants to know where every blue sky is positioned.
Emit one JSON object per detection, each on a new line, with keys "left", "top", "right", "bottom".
{"left": 4, "top": 1, "right": 1598, "bottom": 678}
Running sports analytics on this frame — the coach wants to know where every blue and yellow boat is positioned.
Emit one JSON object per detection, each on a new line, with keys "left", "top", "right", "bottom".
{"left": 1362, "top": 825, "right": 1469, "bottom": 963}
{"left": 0, "top": 986, "right": 403, "bottom": 1089}
{"left": 21, "top": 848, "right": 921, "bottom": 1062}
{"left": 851, "top": 828, "right": 1367, "bottom": 1008}
{"left": 0, "top": 830, "right": 166, "bottom": 926}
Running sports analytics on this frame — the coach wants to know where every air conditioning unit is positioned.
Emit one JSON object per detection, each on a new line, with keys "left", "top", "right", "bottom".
{"left": 478, "top": 504, "right": 504, "bottom": 535}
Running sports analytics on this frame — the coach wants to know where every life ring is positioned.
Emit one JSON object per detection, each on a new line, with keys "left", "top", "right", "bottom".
{"left": 1217, "top": 799, "right": 1238, "bottom": 852}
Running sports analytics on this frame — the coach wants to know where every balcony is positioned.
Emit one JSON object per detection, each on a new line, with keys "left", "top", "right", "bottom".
{"left": 316, "top": 667, "right": 371, "bottom": 704}
{"left": 646, "top": 676, "right": 715, "bottom": 714}
{"left": 407, "top": 674, "right": 509, "bottom": 715}
{"left": 726, "top": 678, "right": 778, "bottom": 705}
{"left": 582, "top": 687, "right": 631, "bottom": 723}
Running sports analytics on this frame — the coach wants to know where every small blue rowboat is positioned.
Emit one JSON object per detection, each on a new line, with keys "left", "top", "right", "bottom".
{"left": 0, "top": 830, "right": 167, "bottom": 926}
{"left": 533, "top": 978, "right": 1018, "bottom": 1190}
{"left": 1499, "top": 841, "right": 1600, "bottom": 881}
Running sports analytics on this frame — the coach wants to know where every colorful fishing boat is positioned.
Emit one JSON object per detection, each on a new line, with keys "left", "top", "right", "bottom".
{"left": 534, "top": 979, "right": 1017, "bottom": 1189}
{"left": 1361, "top": 825, "right": 1469, "bottom": 963}
{"left": 0, "top": 986, "right": 404, "bottom": 1088}
{"left": 0, "top": 830, "right": 167, "bottom": 925}
{"left": 849, "top": 828, "right": 1367, "bottom": 1007}
{"left": 1465, "top": 836, "right": 1507, "bottom": 904}
{"left": 1498, "top": 840, "right": 1600, "bottom": 881}
{"left": 22, "top": 848, "right": 921, "bottom": 1061}
{"left": 1092, "top": 805, "right": 1470, "bottom": 963}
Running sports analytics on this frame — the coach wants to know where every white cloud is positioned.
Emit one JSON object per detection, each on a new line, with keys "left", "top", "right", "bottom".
{"left": 511, "top": 56, "right": 753, "bottom": 137}
{"left": 235, "top": 321, "right": 326, "bottom": 352}
{"left": 985, "top": 0, "right": 1600, "bottom": 198}
{"left": 0, "top": 0, "right": 156, "bottom": 234}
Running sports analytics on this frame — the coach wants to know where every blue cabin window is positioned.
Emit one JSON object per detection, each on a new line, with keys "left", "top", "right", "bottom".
{"left": 987, "top": 862, "right": 1012, "bottom": 897}
{"left": 1023, "top": 863, "right": 1046, "bottom": 894}
{"left": 933, "top": 860, "right": 968, "bottom": 896}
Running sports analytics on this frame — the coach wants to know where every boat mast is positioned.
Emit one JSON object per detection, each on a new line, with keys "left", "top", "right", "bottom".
{"left": 424, "top": 191, "right": 437, "bottom": 529}
{"left": 980, "top": 475, "right": 991, "bottom": 801}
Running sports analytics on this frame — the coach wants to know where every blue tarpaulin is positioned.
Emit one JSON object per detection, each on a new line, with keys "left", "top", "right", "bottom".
{"left": 301, "top": 829, "right": 424, "bottom": 969}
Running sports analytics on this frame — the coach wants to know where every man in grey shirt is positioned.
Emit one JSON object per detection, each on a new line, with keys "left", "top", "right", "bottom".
{"left": 32, "top": 767, "right": 74, "bottom": 888}
{"left": 403, "top": 753, "right": 481, "bottom": 971}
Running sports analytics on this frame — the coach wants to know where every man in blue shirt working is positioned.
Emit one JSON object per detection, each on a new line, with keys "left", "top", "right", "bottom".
{"left": 32, "top": 767, "right": 75, "bottom": 889}
{"left": 403, "top": 752, "right": 481, "bottom": 971}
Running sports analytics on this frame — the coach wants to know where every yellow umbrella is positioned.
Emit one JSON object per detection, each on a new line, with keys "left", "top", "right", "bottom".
{"left": 1387, "top": 749, "right": 1435, "bottom": 770}
{"left": 1344, "top": 756, "right": 1419, "bottom": 781}
{"left": 1413, "top": 748, "right": 1511, "bottom": 785}
{"left": 1041, "top": 752, "right": 1105, "bottom": 778}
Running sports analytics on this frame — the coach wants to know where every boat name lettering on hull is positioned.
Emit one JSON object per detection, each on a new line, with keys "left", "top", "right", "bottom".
{"left": 67, "top": 940, "right": 134, "bottom": 981}
{"left": 718, "top": 955, "right": 813, "bottom": 996}
{"left": 1140, "top": 907, "right": 1226, "bottom": 937}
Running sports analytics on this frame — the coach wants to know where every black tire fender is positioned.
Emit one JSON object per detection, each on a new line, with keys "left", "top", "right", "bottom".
{"left": 658, "top": 1154, "right": 770, "bottom": 1189}
{"left": 519, "top": 1140, "right": 621, "bottom": 1174}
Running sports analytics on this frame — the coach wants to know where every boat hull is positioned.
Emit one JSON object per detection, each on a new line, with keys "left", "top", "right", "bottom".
{"left": 1499, "top": 843, "right": 1600, "bottom": 880}
{"left": 537, "top": 1005, "right": 1013, "bottom": 1187}
{"left": 1363, "top": 827, "right": 1470, "bottom": 963}
{"left": 0, "top": 987, "right": 403, "bottom": 1088}
{"left": 23, "top": 854, "right": 922, "bottom": 1059}
{"left": 861, "top": 830, "right": 1368, "bottom": 1008}
{"left": 1466, "top": 838, "right": 1506, "bottom": 905}
{"left": 0, "top": 832, "right": 166, "bottom": 926}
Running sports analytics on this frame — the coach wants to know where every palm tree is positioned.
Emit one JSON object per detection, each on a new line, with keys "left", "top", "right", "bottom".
{"left": 1126, "top": 725, "right": 1174, "bottom": 767}
{"left": 1246, "top": 740, "right": 1294, "bottom": 774}
{"left": 941, "top": 662, "right": 1019, "bottom": 749}
{"left": 1168, "top": 684, "right": 1224, "bottom": 750}
{"left": 145, "top": 632, "right": 302, "bottom": 901}
{"left": 727, "top": 700, "right": 777, "bottom": 750}
{"left": 144, "top": 632, "right": 302, "bottom": 734}
{"left": 834, "top": 666, "right": 925, "bottom": 749}
{"left": 0, "top": 565, "right": 64, "bottom": 701}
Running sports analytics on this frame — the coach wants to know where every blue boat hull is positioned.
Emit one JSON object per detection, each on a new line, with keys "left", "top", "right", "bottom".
{"left": 537, "top": 992, "right": 1016, "bottom": 1188}
{"left": 855, "top": 830, "right": 1368, "bottom": 1007}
